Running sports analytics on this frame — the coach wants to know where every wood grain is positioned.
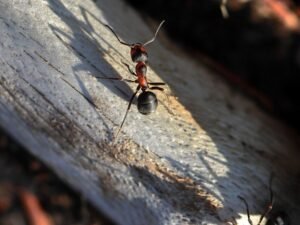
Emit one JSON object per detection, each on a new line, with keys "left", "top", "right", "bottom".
{"left": 0, "top": 0, "right": 299, "bottom": 224}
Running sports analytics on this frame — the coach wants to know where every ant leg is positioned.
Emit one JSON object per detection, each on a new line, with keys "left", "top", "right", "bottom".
{"left": 149, "top": 86, "right": 176, "bottom": 115}
{"left": 225, "top": 217, "right": 237, "bottom": 225}
{"left": 257, "top": 175, "right": 274, "bottom": 225}
{"left": 148, "top": 82, "right": 166, "bottom": 86}
{"left": 230, "top": 217, "right": 238, "bottom": 225}
{"left": 104, "top": 24, "right": 133, "bottom": 47}
{"left": 149, "top": 86, "right": 164, "bottom": 92}
{"left": 121, "top": 61, "right": 136, "bottom": 76}
{"left": 238, "top": 196, "right": 254, "bottom": 225}
{"left": 95, "top": 76, "right": 137, "bottom": 84}
{"left": 114, "top": 85, "right": 141, "bottom": 140}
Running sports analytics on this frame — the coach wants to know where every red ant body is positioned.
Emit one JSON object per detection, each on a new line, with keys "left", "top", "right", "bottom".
{"left": 99, "top": 20, "right": 166, "bottom": 139}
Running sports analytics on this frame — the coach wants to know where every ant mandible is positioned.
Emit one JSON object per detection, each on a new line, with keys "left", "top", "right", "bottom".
{"left": 98, "top": 20, "right": 166, "bottom": 139}
{"left": 231, "top": 175, "right": 289, "bottom": 225}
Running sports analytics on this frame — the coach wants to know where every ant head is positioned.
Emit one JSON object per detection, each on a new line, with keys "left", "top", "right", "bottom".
{"left": 130, "top": 44, "right": 148, "bottom": 63}
{"left": 106, "top": 20, "right": 165, "bottom": 63}
{"left": 137, "top": 91, "right": 157, "bottom": 115}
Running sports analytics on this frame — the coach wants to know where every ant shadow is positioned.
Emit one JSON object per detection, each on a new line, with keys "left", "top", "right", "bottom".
{"left": 45, "top": 0, "right": 147, "bottom": 141}
{"left": 44, "top": 0, "right": 299, "bottom": 224}
{"left": 44, "top": 0, "right": 238, "bottom": 223}
{"left": 46, "top": 0, "right": 137, "bottom": 104}
{"left": 128, "top": 165, "right": 220, "bottom": 224}
{"left": 95, "top": 2, "right": 299, "bottom": 224}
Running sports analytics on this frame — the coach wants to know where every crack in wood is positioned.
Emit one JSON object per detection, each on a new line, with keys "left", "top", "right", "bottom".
{"left": 33, "top": 50, "right": 67, "bottom": 77}
{"left": 0, "top": 16, "right": 44, "bottom": 48}
{"left": 26, "top": 49, "right": 118, "bottom": 137}
{"left": 0, "top": 62, "right": 112, "bottom": 156}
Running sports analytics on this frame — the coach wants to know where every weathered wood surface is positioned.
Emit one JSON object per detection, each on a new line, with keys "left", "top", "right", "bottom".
{"left": 0, "top": 0, "right": 299, "bottom": 224}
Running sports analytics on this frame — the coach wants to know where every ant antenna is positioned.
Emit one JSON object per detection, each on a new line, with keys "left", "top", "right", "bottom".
{"left": 257, "top": 174, "right": 274, "bottom": 225}
{"left": 238, "top": 196, "right": 254, "bottom": 225}
{"left": 104, "top": 24, "right": 133, "bottom": 47}
{"left": 238, "top": 174, "right": 275, "bottom": 225}
{"left": 114, "top": 85, "right": 141, "bottom": 140}
{"left": 143, "top": 20, "right": 165, "bottom": 46}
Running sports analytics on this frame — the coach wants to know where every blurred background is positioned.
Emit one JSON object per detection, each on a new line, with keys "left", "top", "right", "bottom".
{"left": 125, "top": 0, "right": 300, "bottom": 132}
{"left": 0, "top": 129, "right": 114, "bottom": 225}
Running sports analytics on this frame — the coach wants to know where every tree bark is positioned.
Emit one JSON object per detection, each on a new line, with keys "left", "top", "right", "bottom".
{"left": 0, "top": 0, "right": 299, "bottom": 224}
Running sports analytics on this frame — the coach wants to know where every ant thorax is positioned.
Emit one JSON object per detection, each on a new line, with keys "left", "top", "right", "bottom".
{"left": 135, "top": 62, "right": 147, "bottom": 75}
{"left": 135, "top": 62, "right": 148, "bottom": 90}
{"left": 130, "top": 44, "right": 148, "bottom": 62}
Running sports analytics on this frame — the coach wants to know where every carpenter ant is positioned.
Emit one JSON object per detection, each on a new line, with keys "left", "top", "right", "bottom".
{"left": 231, "top": 175, "right": 289, "bottom": 225}
{"left": 98, "top": 20, "right": 166, "bottom": 139}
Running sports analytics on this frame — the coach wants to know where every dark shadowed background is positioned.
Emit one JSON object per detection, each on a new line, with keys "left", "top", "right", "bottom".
{"left": 125, "top": 0, "right": 300, "bottom": 132}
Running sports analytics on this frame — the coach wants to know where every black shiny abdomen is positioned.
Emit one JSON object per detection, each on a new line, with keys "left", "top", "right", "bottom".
{"left": 137, "top": 91, "right": 158, "bottom": 115}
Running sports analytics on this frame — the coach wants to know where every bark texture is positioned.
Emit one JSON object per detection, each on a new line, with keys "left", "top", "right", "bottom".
{"left": 0, "top": 0, "right": 299, "bottom": 224}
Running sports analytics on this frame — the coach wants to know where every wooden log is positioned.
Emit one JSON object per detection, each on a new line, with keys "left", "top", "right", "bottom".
{"left": 0, "top": 0, "right": 299, "bottom": 224}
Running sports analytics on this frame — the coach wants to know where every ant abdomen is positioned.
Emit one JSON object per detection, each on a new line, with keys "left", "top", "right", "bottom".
{"left": 131, "top": 44, "right": 148, "bottom": 62}
{"left": 137, "top": 91, "right": 158, "bottom": 115}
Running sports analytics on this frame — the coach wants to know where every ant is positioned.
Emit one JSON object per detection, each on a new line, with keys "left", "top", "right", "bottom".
{"left": 97, "top": 20, "right": 166, "bottom": 139}
{"left": 230, "top": 175, "right": 289, "bottom": 225}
